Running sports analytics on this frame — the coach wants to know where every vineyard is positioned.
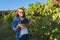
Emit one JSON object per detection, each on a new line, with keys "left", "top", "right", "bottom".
{"left": 0, "top": 0, "right": 60, "bottom": 40}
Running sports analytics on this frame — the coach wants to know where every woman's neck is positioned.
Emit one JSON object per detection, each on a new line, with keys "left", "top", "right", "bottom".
{"left": 19, "top": 16, "right": 24, "bottom": 18}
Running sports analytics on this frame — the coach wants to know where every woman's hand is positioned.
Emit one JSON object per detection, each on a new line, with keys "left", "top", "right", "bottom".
{"left": 16, "top": 23, "right": 25, "bottom": 30}
{"left": 18, "top": 22, "right": 26, "bottom": 28}
{"left": 20, "top": 24, "right": 26, "bottom": 27}
{"left": 17, "top": 22, "right": 32, "bottom": 28}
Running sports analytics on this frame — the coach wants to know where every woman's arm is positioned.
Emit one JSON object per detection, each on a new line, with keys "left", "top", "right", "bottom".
{"left": 18, "top": 19, "right": 32, "bottom": 28}
{"left": 16, "top": 25, "right": 20, "bottom": 30}
{"left": 17, "top": 22, "right": 26, "bottom": 28}
{"left": 20, "top": 22, "right": 32, "bottom": 27}
{"left": 12, "top": 19, "right": 19, "bottom": 32}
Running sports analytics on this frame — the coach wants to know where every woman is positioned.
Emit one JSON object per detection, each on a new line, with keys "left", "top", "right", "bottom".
{"left": 12, "top": 8, "right": 31, "bottom": 40}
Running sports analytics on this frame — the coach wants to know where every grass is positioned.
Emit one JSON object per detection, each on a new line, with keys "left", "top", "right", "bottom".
{"left": 0, "top": 22, "right": 16, "bottom": 40}
{"left": 0, "top": 16, "right": 15, "bottom": 40}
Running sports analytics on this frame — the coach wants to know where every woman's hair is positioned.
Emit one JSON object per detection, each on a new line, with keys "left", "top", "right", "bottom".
{"left": 16, "top": 8, "right": 26, "bottom": 18}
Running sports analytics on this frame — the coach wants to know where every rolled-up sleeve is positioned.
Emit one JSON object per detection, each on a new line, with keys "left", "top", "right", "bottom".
{"left": 12, "top": 19, "right": 17, "bottom": 32}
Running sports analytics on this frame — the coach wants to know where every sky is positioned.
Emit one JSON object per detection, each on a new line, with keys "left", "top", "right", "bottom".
{"left": 0, "top": 0, "right": 46, "bottom": 10}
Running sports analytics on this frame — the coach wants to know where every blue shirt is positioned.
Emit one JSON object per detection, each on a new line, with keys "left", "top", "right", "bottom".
{"left": 12, "top": 17, "right": 30, "bottom": 40}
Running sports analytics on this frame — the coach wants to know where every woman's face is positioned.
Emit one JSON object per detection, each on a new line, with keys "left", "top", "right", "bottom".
{"left": 17, "top": 9, "right": 24, "bottom": 17}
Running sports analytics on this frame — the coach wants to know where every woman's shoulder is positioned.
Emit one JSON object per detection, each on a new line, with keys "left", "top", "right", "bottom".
{"left": 13, "top": 17, "right": 19, "bottom": 22}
